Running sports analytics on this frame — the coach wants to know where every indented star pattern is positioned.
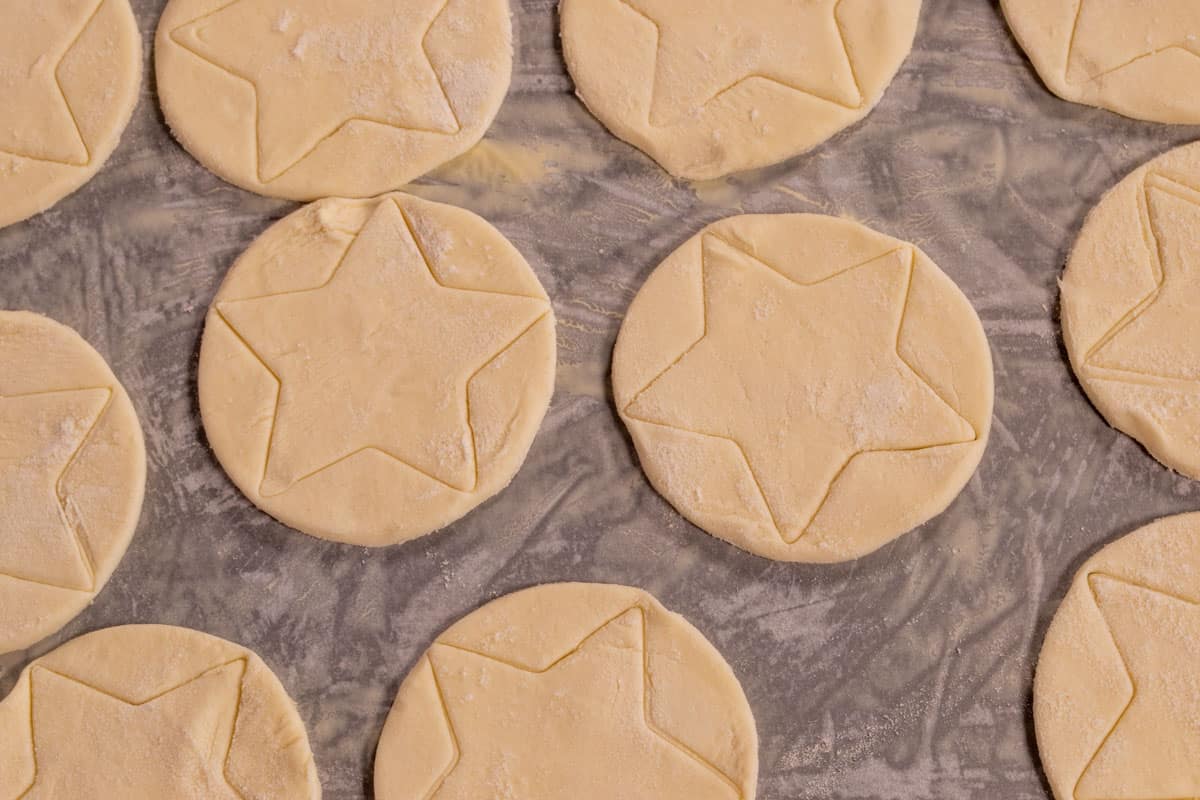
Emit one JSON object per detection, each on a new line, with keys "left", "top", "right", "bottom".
{"left": 0, "top": 388, "right": 110, "bottom": 591}
{"left": 171, "top": 0, "right": 459, "bottom": 182}
{"left": 17, "top": 661, "right": 246, "bottom": 798}
{"left": 624, "top": 236, "right": 976, "bottom": 543}
{"left": 1088, "top": 176, "right": 1200, "bottom": 385}
{"left": 425, "top": 608, "right": 739, "bottom": 799}
{"left": 1067, "top": 0, "right": 1200, "bottom": 83}
{"left": 619, "top": 0, "right": 860, "bottom": 125}
{"left": 1075, "top": 575, "right": 1200, "bottom": 798}
{"left": 0, "top": 0, "right": 100, "bottom": 165}
{"left": 218, "top": 198, "right": 548, "bottom": 497}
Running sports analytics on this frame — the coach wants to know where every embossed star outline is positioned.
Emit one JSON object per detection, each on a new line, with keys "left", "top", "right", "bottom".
{"left": 617, "top": 0, "right": 865, "bottom": 126}
{"left": 13, "top": 659, "right": 250, "bottom": 798}
{"left": 216, "top": 198, "right": 550, "bottom": 499}
{"left": 0, "top": 0, "right": 106, "bottom": 166}
{"left": 1063, "top": 0, "right": 1200, "bottom": 85}
{"left": 623, "top": 234, "right": 979, "bottom": 545}
{"left": 419, "top": 607, "right": 743, "bottom": 798}
{"left": 1070, "top": 573, "right": 1200, "bottom": 798}
{"left": 1082, "top": 172, "right": 1200, "bottom": 392}
{"left": 170, "top": 0, "right": 463, "bottom": 183}
{"left": 0, "top": 386, "right": 113, "bottom": 592}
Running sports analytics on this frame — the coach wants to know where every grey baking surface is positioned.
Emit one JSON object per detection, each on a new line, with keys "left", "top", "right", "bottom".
{"left": 3, "top": 0, "right": 1200, "bottom": 797}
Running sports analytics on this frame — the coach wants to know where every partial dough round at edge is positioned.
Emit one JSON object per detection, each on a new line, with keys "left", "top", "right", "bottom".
{"left": 0, "top": 311, "right": 146, "bottom": 656}
{"left": 374, "top": 582, "right": 758, "bottom": 800}
{"left": 0, "top": 0, "right": 142, "bottom": 229}
{"left": 1034, "top": 513, "right": 1200, "bottom": 800}
{"left": 561, "top": 0, "right": 922, "bottom": 180}
{"left": 613, "top": 214, "right": 993, "bottom": 563}
{"left": 155, "top": 0, "right": 514, "bottom": 200}
{"left": 1061, "top": 141, "right": 1200, "bottom": 480}
{"left": 198, "top": 193, "right": 556, "bottom": 547}
{"left": 0, "top": 624, "right": 321, "bottom": 799}
{"left": 1002, "top": 0, "right": 1200, "bottom": 123}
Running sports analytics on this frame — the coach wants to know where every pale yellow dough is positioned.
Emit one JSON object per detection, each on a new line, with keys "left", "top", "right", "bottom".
{"left": 1002, "top": 0, "right": 1200, "bottom": 123}
{"left": 1062, "top": 142, "right": 1200, "bottom": 480}
{"left": 613, "top": 215, "right": 993, "bottom": 562}
{"left": 155, "top": 0, "right": 513, "bottom": 200}
{"left": 0, "top": 0, "right": 142, "bottom": 229}
{"left": 1035, "top": 513, "right": 1200, "bottom": 800}
{"left": 374, "top": 582, "right": 758, "bottom": 799}
{"left": 560, "top": 0, "right": 921, "bottom": 180}
{"left": 0, "top": 312, "right": 145, "bottom": 656}
{"left": 199, "top": 193, "right": 555, "bottom": 546}
{"left": 0, "top": 624, "right": 321, "bottom": 798}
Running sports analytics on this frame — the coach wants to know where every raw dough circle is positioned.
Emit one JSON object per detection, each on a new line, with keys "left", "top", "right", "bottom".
{"left": 1002, "top": 0, "right": 1200, "bottom": 123}
{"left": 613, "top": 214, "right": 993, "bottom": 563}
{"left": 199, "top": 193, "right": 556, "bottom": 547}
{"left": 0, "top": 624, "right": 321, "bottom": 798}
{"left": 560, "top": 0, "right": 922, "bottom": 180}
{"left": 1034, "top": 513, "right": 1200, "bottom": 800}
{"left": 0, "top": 0, "right": 142, "bottom": 229}
{"left": 1062, "top": 142, "right": 1200, "bottom": 480}
{"left": 374, "top": 582, "right": 758, "bottom": 799}
{"left": 155, "top": 0, "right": 513, "bottom": 200}
{"left": 0, "top": 311, "right": 145, "bottom": 655}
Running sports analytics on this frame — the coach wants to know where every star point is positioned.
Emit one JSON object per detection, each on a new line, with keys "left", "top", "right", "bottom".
{"left": 1075, "top": 574, "right": 1200, "bottom": 798}
{"left": 1068, "top": 0, "right": 1200, "bottom": 84}
{"left": 171, "top": 0, "right": 459, "bottom": 182}
{"left": 619, "top": 0, "right": 860, "bottom": 126}
{"left": 0, "top": 387, "right": 110, "bottom": 591}
{"left": 0, "top": 0, "right": 100, "bottom": 165}
{"left": 625, "top": 237, "right": 975, "bottom": 543}
{"left": 426, "top": 608, "right": 739, "bottom": 799}
{"left": 19, "top": 660, "right": 247, "bottom": 799}
{"left": 1089, "top": 177, "right": 1200, "bottom": 383}
{"left": 218, "top": 198, "right": 547, "bottom": 497}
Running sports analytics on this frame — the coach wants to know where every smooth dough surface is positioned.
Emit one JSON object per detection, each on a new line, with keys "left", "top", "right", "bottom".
{"left": 375, "top": 582, "right": 758, "bottom": 799}
{"left": 612, "top": 214, "right": 993, "bottom": 563}
{"left": 155, "top": 0, "right": 513, "bottom": 200}
{"left": 560, "top": 0, "right": 921, "bottom": 180}
{"left": 0, "top": 311, "right": 145, "bottom": 655}
{"left": 1034, "top": 513, "right": 1200, "bottom": 800}
{"left": 0, "top": 0, "right": 142, "bottom": 229}
{"left": 0, "top": 624, "right": 321, "bottom": 799}
{"left": 1002, "top": 0, "right": 1200, "bottom": 123}
{"left": 199, "top": 193, "right": 555, "bottom": 546}
{"left": 1062, "top": 142, "right": 1200, "bottom": 480}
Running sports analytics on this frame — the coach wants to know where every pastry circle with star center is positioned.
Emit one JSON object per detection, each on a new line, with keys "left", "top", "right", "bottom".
{"left": 1061, "top": 142, "right": 1200, "bottom": 480}
{"left": 560, "top": 0, "right": 921, "bottom": 180}
{"left": 1034, "top": 513, "right": 1200, "bottom": 800}
{"left": 612, "top": 214, "right": 993, "bottom": 563}
{"left": 374, "top": 582, "right": 758, "bottom": 800}
{"left": 1002, "top": 0, "right": 1200, "bottom": 123}
{"left": 155, "top": 0, "right": 513, "bottom": 200}
{"left": 0, "top": 624, "right": 321, "bottom": 798}
{"left": 0, "top": 0, "right": 142, "bottom": 229}
{"left": 0, "top": 311, "right": 145, "bottom": 656}
{"left": 198, "top": 192, "right": 556, "bottom": 546}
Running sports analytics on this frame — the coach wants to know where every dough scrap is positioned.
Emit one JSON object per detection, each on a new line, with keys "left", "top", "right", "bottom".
{"left": 198, "top": 193, "right": 556, "bottom": 546}
{"left": 155, "top": 0, "right": 513, "bottom": 200}
{"left": 1034, "top": 512, "right": 1200, "bottom": 800}
{"left": 0, "top": 311, "right": 145, "bottom": 655}
{"left": 612, "top": 214, "right": 993, "bottom": 562}
{"left": 560, "top": 0, "right": 921, "bottom": 179}
{"left": 1062, "top": 141, "right": 1200, "bottom": 480}
{"left": 374, "top": 582, "right": 758, "bottom": 800}
{"left": 0, "top": 0, "right": 142, "bottom": 229}
{"left": 0, "top": 624, "right": 321, "bottom": 799}
{"left": 1002, "top": 0, "right": 1200, "bottom": 123}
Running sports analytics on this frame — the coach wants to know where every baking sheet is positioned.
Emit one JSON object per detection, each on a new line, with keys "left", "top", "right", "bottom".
{"left": 4, "top": 1, "right": 1200, "bottom": 797}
